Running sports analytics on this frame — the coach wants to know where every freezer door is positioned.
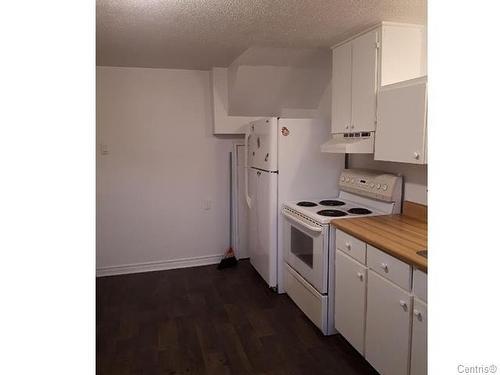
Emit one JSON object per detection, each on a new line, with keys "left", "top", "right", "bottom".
{"left": 248, "top": 118, "right": 278, "bottom": 171}
{"left": 248, "top": 168, "right": 278, "bottom": 288}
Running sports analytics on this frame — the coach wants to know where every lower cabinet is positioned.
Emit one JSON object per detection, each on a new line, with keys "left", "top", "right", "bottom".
{"left": 365, "top": 270, "right": 412, "bottom": 375}
{"left": 334, "top": 230, "right": 427, "bottom": 375}
{"left": 334, "top": 250, "right": 367, "bottom": 355}
{"left": 410, "top": 298, "right": 427, "bottom": 375}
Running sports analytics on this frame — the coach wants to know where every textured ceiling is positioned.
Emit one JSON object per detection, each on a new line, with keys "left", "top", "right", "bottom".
{"left": 96, "top": 0, "right": 426, "bottom": 70}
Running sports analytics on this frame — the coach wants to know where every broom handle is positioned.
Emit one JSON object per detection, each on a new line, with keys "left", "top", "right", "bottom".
{"left": 229, "top": 151, "right": 232, "bottom": 250}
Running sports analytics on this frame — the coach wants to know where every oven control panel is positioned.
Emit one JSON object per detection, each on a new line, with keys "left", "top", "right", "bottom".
{"left": 339, "top": 169, "right": 402, "bottom": 202}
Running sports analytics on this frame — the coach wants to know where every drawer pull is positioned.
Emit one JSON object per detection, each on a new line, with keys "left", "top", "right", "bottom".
{"left": 399, "top": 300, "right": 408, "bottom": 312}
{"left": 414, "top": 310, "right": 423, "bottom": 321}
{"left": 346, "top": 242, "right": 351, "bottom": 250}
{"left": 380, "top": 263, "right": 389, "bottom": 273}
{"left": 356, "top": 272, "right": 364, "bottom": 281}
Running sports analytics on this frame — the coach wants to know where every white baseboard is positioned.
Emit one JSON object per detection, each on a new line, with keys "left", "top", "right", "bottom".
{"left": 96, "top": 254, "right": 222, "bottom": 277}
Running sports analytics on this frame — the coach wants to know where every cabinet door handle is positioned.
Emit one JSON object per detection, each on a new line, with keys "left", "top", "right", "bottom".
{"left": 414, "top": 310, "right": 423, "bottom": 321}
{"left": 399, "top": 300, "right": 408, "bottom": 312}
{"left": 380, "top": 263, "right": 389, "bottom": 273}
{"left": 357, "top": 272, "right": 364, "bottom": 281}
{"left": 414, "top": 152, "right": 420, "bottom": 160}
{"left": 345, "top": 242, "right": 351, "bottom": 250}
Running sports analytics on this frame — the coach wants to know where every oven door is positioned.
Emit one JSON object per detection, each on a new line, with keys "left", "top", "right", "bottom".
{"left": 282, "top": 209, "right": 328, "bottom": 294}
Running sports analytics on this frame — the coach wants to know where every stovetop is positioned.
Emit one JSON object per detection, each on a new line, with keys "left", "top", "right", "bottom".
{"left": 283, "top": 196, "right": 388, "bottom": 225}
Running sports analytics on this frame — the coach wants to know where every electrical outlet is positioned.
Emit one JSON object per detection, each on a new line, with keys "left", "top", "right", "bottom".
{"left": 100, "top": 144, "right": 109, "bottom": 155}
{"left": 203, "top": 199, "right": 212, "bottom": 210}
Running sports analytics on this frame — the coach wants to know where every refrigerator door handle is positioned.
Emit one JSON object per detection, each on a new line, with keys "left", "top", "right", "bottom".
{"left": 244, "top": 130, "right": 252, "bottom": 209}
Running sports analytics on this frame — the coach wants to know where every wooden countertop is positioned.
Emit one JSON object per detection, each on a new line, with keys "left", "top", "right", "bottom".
{"left": 331, "top": 202, "right": 428, "bottom": 272}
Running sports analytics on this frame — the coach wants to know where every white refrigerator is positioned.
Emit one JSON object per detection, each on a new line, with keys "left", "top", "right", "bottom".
{"left": 245, "top": 117, "right": 344, "bottom": 292}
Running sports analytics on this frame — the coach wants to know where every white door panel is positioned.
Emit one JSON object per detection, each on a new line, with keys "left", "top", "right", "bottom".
{"left": 375, "top": 78, "right": 427, "bottom": 164}
{"left": 235, "top": 145, "right": 248, "bottom": 259}
{"left": 334, "top": 250, "right": 367, "bottom": 355}
{"left": 248, "top": 118, "right": 278, "bottom": 171}
{"left": 248, "top": 168, "right": 259, "bottom": 264}
{"left": 365, "top": 270, "right": 411, "bottom": 375}
{"left": 351, "top": 29, "right": 378, "bottom": 132}
{"left": 410, "top": 298, "right": 427, "bottom": 375}
{"left": 332, "top": 42, "right": 352, "bottom": 134}
{"left": 248, "top": 169, "right": 278, "bottom": 287}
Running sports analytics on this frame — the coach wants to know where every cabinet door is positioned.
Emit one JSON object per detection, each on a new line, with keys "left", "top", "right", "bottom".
{"left": 351, "top": 29, "right": 378, "bottom": 132}
{"left": 332, "top": 42, "right": 352, "bottom": 134}
{"left": 374, "top": 77, "right": 427, "bottom": 164}
{"left": 410, "top": 298, "right": 427, "bottom": 375}
{"left": 334, "top": 250, "right": 367, "bottom": 355}
{"left": 366, "top": 270, "right": 411, "bottom": 375}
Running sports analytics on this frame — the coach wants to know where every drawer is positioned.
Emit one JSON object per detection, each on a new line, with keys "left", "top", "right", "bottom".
{"left": 336, "top": 230, "right": 367, "bottom": 264}
{"left": 413, "top": 268, "right": 427, "bottom": 302}
{"left": 367, "top": 245, "right": 411, "bottom": 291}
{"left": 284, "top": 264, "right": 328, "bottom": 333}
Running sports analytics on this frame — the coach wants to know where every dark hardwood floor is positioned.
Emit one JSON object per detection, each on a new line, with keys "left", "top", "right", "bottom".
{"left": 97, "top": 259, "right": 377, "bottom": 375}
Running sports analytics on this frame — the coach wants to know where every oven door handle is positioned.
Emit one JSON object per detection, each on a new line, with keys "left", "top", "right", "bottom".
{"left": 282, "top": 210, "right": 323, "bottom": 233}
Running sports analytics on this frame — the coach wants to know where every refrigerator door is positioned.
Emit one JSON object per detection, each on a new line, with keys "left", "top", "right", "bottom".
{"left": 248, "top": 168, "right": 278, "bottom": 288}
{"left": 248, "top": 118, "right": 278, "bottom": 171}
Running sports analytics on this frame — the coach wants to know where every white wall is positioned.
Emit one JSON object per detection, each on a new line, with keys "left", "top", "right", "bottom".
{"left": 348, "top": 154, "right": 427, "bottom": 205}
{"left": 96, "top": 66, "right": 237, "bottom": 275}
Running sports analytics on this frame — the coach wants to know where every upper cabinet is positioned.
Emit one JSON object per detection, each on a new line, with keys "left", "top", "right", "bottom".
{"left": 332, "top": 29, "right": 377, "bottom": 134}
{"left": 351, "top": 30, "right": 379, "bottom": 133}
{"left": 328, "top": 22, "right": 426, "bottom": 155}
{"left": 375, "top": 77, "right": 427, "bottom": 164}
{"left": 332, "top": 42, "right": 352, "bottom": 134}
{"left": 379, "top": 25, "right": 427, "bottom": 86}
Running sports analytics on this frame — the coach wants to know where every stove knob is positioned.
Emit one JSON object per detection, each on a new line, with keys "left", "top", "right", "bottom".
{"left": 376, "top": 184, "right": 381, "bottom": 189}
{"left": 341, "top": 176, "right": 345, "bottom": 182}
{"left": 382, "top": 184, "right": 388, "bottom": 191}
{"left": 370, "top": 183, "right": 375, "bottom": 188}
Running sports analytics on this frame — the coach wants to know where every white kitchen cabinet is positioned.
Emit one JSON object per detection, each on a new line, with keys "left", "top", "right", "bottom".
{"left": 331, "top": 30, "right": 377, "bottom": 134}
{"left": 375, "top": 76, "right": 427, "bottom": 164}
{"left": 331, "top": 23, "right": 426, "bottom": 137}
{"left": 334, "top": 250, "right": 367, "bottom": 355}
{"left": 413, "top": 268, "right": 427, "bottom": 303}
{"left": 332, "top": 42, "right": 352, "bottom": 134}
{"left": 379, "top": 24, "right": 427, "bottom": 86}
{"left": 329, "top": 22, "right": 426, "bottom": 158}
{"left": 365, "top": 270, "right": 412, "bottom": 375}
{"left": 351, "top": 29, "right": 378, "bottom": 133}
{"left": 410, "top": 298, "right": 427, "bottom": 375}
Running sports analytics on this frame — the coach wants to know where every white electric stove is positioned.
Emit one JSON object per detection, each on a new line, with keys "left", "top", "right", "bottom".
{"left": 281, "top": 169, "right": 403, "bottom": 335}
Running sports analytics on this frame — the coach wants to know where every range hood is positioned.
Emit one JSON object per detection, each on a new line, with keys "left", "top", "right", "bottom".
{"left": 320, "top": 132, "right": 375, "bottom": 154}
